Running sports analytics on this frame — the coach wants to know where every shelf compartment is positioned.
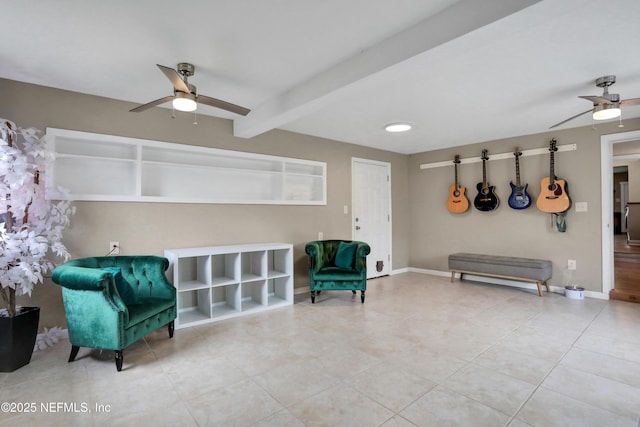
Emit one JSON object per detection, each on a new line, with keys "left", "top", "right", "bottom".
{"left": 176, "top": 256, "right": 211, "bottom": 290}
{"left": 177, "top": 288, "right": 211, "bottom": 326}
{"left": 241, "top": 280, "right": 267, "bottom": 312}
{"left": 55, "top": 136, "right": 137, "bottom": 160}
{"left": 142, "top": 146, "right": 283, "bottom": 172}
{"left": 211, "top": 252, "right": 239, "bottom": 286}
{"left": 241, "top": 251, "right": 266, "bottom": 282}
{"left": 267, "top": 248, "right": 291, "bottom": 278}
{"left": 284, "top": 175, "right": 324, "bottom": 202}
{"left": 211, "top": 284, "right": 240, "bottom": 318}
{"left": 267, "top": 277, "right": 293, "bottom": 306}
{"left": 141, "top": 163, "right": 283, "bottom": 202}
{"left": 54, "top": 156, "right": 137, "bottom": 197}
{"left": 285, "top": 161, "right": 325, "bottom": 176}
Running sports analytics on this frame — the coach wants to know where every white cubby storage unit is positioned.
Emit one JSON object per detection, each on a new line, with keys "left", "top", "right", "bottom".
{"left": 45, "top": 128, "right": 326, "bottom": 205}
{"left": 164, "top": 243, "right": 293, "bottom": 328}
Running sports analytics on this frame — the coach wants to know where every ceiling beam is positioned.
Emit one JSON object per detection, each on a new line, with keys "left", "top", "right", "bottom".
{"left": 233, "top": 0, "right": 542, "bottom": 139}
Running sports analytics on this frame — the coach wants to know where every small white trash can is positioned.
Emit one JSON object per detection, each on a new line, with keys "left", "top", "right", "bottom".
{"left": 565, "top": 286, "right": 584, "bottom": 300}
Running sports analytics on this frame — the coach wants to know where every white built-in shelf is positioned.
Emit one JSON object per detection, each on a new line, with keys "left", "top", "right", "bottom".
{"left": 164, "top": 243, "right": 294, "bottom": 329}
{"left": 45, "top": 128, "right": 326, "bottom": 205}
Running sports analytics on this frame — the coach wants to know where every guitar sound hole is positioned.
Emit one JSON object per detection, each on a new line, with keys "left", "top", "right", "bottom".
{"left": 453, "top": 190, "right": 460, "bottom": 197}
{"left": 548, "top": 183, "right": 557, "bottom": 192}
{"left": 482, "top": 188, "right": 490, "bottom": 195}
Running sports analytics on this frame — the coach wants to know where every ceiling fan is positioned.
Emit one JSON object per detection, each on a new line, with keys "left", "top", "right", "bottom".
{"left": 550, "top": 75, "right": 640, "bottom": 129}
{"left": 130, "top": 63, "right": 250, "bottom": 116}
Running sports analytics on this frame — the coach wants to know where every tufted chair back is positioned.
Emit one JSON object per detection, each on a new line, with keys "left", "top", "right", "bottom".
{"left": 61, "top": 256, "right": 174, "bottom": 300}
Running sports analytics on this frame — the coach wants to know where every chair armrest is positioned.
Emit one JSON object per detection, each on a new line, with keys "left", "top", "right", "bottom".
{"left": 52, "top": 265, "right": 112, "bottom": 291}
{"left": 51, "top": 264, "right": 128, "bottom": 321}
{"left": 305, "top": 241, "right": 324, "bottom": 273}
{"left": 354, "top": 242, "right": 371, "bottom": 273}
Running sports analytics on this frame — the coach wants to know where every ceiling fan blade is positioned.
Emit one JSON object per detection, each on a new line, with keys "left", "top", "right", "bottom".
{"left": 620, "top": 98, "right": 640, "bottom": 107}
{"left": 197, "top": 95, "right": 251, "bottom": 116}
{"left": 579, "top": 95, "right": 610, "bottom": 105}
{"left": 129, "top": 95, "right": 174, "bottom": 112}
{"left": 549, "top": 107, "right": 593, "bottom": 129}
{"left": 157, "top": 64, "right": 191, "bottom": 93}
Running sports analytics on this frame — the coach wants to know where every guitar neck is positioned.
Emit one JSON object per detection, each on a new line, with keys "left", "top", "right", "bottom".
{"left": 515, "top": 155, "right": 521, "bottom": 186}
{"left": 549, "top": 150, "right": 555, "bottom": 184}
{"left": 482, "top": 159, "right": 487, "bottom": 187}
{"left": 455, "top": 162, "right": 460, "bottom": 189}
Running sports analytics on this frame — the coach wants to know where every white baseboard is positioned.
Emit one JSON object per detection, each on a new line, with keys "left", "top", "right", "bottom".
{"left": 408, "top": 267, "right": 609, "bottom": 300}
{"left": 297, "top": 268, "right": 610, "bottom": 300}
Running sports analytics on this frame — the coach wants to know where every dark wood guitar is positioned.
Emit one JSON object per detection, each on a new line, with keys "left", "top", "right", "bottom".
{"left": 536, "top": 139, "right": 571, "bottom": 213}
{"left": 447, "top": 155, "right": 469, "bottom": 213}
{"left": 508, "top": 147, "right": 532, "bottom": 210}
{"left": 473, "top": 149, "right": 499, "bottom": 211}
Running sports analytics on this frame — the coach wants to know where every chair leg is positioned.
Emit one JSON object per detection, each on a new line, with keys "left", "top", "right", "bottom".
{"left": 115, "top": 350, "right": 123, "bottom": 372}
{"left": 168, "top": 320, "right": 175, "bottom": 338}
{"left": 310, "top": 290, "right": 316, "bottom": 303}
{"left": 352, "top": 290, "right": 356, "bottom": 294}
{"left": 361, "top": 290, "right": 365, "bottom": 303}
{"left": 68, "top": 345, "right": 80, "bottom": 363}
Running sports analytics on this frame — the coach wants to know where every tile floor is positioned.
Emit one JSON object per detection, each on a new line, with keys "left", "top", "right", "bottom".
{"left": 1, "top": 272, "right": 640, "bottom": 426}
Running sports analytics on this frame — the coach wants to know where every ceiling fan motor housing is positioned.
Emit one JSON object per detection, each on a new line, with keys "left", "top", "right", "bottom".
{"left": 595, "top": 75, "right": 616, "bottom": 88}
{"left": 177, "top": 62, "right": 195, "bottom": 77}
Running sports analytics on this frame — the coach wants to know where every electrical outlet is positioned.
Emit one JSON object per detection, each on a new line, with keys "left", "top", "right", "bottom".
{"left": 318, "top": 232, "right": 323, "bottom": 240}
{"left": 109, "top": 241, "right": 120, "bottom": 255}
{"left": 568, "top": 259, "right": 576, "bottom": 270}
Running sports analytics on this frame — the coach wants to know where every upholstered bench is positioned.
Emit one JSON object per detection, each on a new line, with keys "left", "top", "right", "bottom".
{"left": 448, "top": 253, "right": 552, "bottom": 297}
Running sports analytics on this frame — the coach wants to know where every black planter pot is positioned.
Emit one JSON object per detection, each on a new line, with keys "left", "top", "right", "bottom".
{"left": 0, "top": 306, "right": 40, "bottom": 372}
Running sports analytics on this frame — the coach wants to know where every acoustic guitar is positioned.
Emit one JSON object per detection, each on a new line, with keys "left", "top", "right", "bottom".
{"left": 508, "top": 147, "right": 532, "bottom": 210}
{"left": 536, "top": 139, "right": 571, "bottom": 213}
{"left": 447, "top": 155, "right": 469, "bottom": 213}
{"left": 473, "top": 149, "right": 499, "bottom": 211}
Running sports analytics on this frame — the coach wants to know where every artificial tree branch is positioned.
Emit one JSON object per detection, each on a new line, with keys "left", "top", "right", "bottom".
{"left": 1, "top": 122, "right": 15, "bottom": 316}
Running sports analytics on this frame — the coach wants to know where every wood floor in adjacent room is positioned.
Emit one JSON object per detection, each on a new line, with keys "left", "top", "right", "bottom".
{"left": 611, "top": 234, "right": 640, "bottom": 303}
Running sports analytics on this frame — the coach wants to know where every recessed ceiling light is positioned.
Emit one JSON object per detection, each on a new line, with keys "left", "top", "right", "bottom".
{"left": 385, "top": 123, "right": 412, "bottom": 133}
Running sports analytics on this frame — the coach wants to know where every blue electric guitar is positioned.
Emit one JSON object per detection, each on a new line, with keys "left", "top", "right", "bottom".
{"left": 508, "top": 148, "right": 532, "bottom": 209}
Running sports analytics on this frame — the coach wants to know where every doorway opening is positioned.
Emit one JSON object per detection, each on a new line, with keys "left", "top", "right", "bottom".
{"left": 601, "top": 129, "right": 640, "bottom": 301}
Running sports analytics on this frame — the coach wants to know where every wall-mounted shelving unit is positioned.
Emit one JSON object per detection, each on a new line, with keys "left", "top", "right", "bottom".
{"left": 164, "top": 243, "right": 293, "bottom": 328}
{"left": 45, "top": 128, "right": 326, "bottom": 205}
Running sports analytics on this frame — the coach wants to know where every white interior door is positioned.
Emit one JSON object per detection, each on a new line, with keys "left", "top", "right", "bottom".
{"left": 352, "top": 158, "right": 391, "bottom": 279}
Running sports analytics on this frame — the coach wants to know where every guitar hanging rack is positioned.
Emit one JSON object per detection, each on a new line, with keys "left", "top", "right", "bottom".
{"left": 419, "top": 143, "right": 577, "bottom": 170}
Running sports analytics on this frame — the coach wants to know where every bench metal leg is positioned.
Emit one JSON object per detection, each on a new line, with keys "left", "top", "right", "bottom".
{"left": 450, "top": 271, "right": 456, "bottom": 282}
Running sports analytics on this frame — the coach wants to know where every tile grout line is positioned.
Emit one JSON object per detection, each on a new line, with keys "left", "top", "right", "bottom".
{"left": 505, "top": 300, "right": 611, "bottom": 425}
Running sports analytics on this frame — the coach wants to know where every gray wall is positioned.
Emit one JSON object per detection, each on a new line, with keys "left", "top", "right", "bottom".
{"left": 1, "top": 78, "right": 410, "bottom": 328}
{"left": 3, "top": 77, "right": 640, "bottom": 330}
{"left": 408, "top": 119, "right": 640, "bottom": 293}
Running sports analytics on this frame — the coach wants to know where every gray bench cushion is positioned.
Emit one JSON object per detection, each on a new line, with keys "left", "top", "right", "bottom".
{"left": 448, "top": 253, "right": 552, "bottom": 282}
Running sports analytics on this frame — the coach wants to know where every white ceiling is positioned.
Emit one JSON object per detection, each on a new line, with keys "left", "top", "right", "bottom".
{"left": 2, "top": 0, "right": 640, "bottom": 154}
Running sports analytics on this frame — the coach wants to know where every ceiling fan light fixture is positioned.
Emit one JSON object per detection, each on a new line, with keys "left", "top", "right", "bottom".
{"left": 173, "top": 92, "right": 197, "bottom": 112}
{"left": 592, "top": 103, "right": 621, "bottom": 121}
{"left": 385, "top": 122, "right": 412, "bottom": 133}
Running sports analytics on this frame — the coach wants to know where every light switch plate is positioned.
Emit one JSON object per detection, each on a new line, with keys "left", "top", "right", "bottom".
{"left": 575, "top": 202, "right": 588, "bottom": 212}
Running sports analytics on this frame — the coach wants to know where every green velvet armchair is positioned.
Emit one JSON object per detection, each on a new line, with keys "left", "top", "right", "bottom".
{"left": 51, "top": 256, "right": 176, "bottom": 371}
{"left": 305, "top": 240, "right": 370, "bottom": 303}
